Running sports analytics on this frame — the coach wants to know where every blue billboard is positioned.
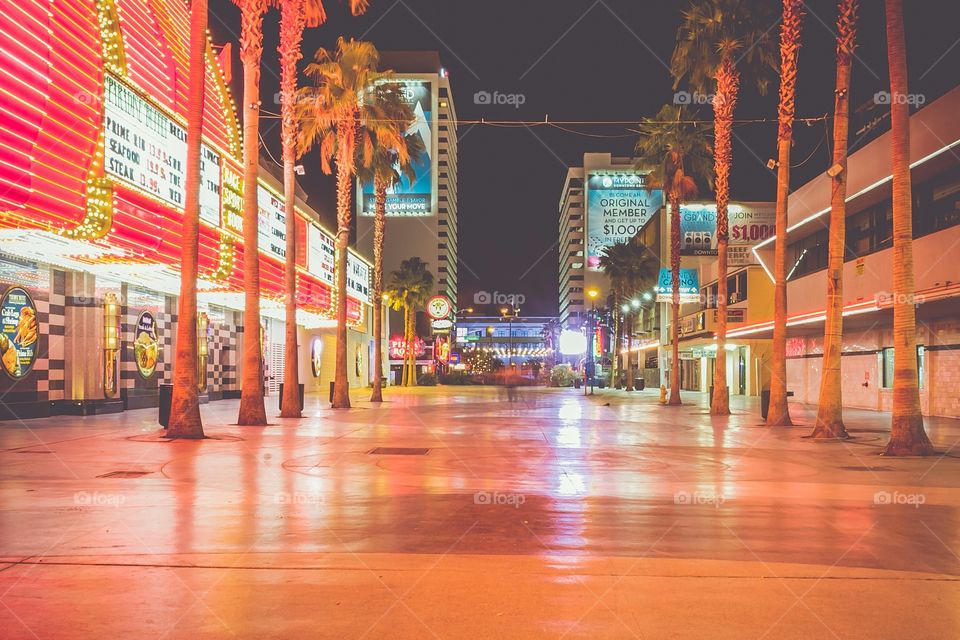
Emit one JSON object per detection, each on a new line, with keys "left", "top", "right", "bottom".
{"left": 359, "top": 80, "right": 435, "bottom": 217}
{"left": 586, "top": 173, "right": 663, "bottom": 270}
{"left": 655, "top": 268, "right": 700, "bottom": 303}
{"left": 679, "top": 204, "right": 718, "bottom": 256}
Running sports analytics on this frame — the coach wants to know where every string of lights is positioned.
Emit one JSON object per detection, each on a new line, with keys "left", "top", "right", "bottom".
{"left": 256, "top": 109, "right": 831, "bottom": 129}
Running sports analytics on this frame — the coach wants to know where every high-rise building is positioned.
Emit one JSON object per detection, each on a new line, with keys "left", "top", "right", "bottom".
{"left": 558, "top": 168, "right": 586, "bottom": 327}
{"left": 356, "top": 51, "right": 459, "bottom": 308}
{"left": 558, "top": 154, "right": 662, "bottom": 328}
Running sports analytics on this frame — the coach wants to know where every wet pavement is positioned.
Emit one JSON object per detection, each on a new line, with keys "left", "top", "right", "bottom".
{"left": 1, "top": 386, "right": 959, "bottom": 639}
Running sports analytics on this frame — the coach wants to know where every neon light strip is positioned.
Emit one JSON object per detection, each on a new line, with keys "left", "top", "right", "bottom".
{"left": 752, "top": 137, "right": 960, "bottom": 280}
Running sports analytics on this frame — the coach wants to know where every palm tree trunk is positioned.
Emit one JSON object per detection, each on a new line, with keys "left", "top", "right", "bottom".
{"left": 668, "top": 193, "right": 682, "bottom": 405}
{"left": 167, "top": 0, "right": 207, "bottom": 439}
{"left": 370, "top": 178, "right": 387, "bottom": 401}
{"left": 611, "top": 290, "right": 620, "bottom": 387}
{"left": 769, "top": 0, "right": 808, "bottom": 428}
{"left": 237, "top": 0, "right": 268, "bottom": 426}
{"left": 407, "top": 309, "right": 417, "bottom": 386}
{"left": 400, "top": 306, "right": 409, "bottom": 386}
{"left": 332, "top": 117, "right": 356, "bottom": 409}
{"left": 813, "top": 0, "right": 856, "bottom": 438}
{"left": 279, "top": 0, "right": 305, "bottom": 419}
{"left": 884, "top": 0, "right": 933, "bottom": 456}
{"left": 710, "top": 58, "right": 738, "bottom": 416}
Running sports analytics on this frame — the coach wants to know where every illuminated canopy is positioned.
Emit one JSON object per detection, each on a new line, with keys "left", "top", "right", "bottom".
{"left": 0, "top": 0, "right": 367, "bottom": 324}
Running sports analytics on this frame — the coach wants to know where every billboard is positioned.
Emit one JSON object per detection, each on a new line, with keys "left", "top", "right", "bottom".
{"left": 677, "top": 203, "right": 775, "bottom": 265}
{"left": 729, "top": 205, "right": 775, "bottom": 266}
{"left": 655, "top": 268, "right": 701, "bottom": 303}
{"left": 103, "top": 74, "right": 220, "bottom": 219}
{"left": 0, "top": 287, "right": 38, "bottom": 379}
{"left": 679, "top": 204, "right": 717, "bottom": 256}
{"left": 586, "top": 173, "right": 662, "bottom": 270}
{"left": 358, "top": 80, "right": 436, "bottom": 217}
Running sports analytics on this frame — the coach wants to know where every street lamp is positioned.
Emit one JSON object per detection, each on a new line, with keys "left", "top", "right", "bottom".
{"left": 500, "top": 305, "right": 519, "bottom": 368}
{"left": 586, "top": 288, "right": 599, "bottom": 395}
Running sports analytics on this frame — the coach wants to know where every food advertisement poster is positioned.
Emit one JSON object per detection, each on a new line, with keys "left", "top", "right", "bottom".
{"left": 0, "top": 287, "right": 38, "bottom": 379}
{"left": 134, "top": 311, "right": 159, "bottom": 379}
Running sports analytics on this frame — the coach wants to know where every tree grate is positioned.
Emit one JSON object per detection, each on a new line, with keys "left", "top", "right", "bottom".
{"left": 96, "top": 471, "right": 153, "bottom": 478}
{"left": 368, "top": 447, "right": 430, "bottom": 456}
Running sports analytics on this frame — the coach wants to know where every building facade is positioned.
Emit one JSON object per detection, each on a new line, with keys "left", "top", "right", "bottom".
{"left": 0, "top": 0, "right": 379, "bottom": 420}
{"left": 742, "top": 85, "right": 960, "bottom": 417}
{"left": 558, "top": 168, "right": 586, "bottom": 326}
{"left": 661, "top": 201, "right": 777, "bottom": 397}
{"left": 559, "top": 154, "right": 664, "bottom": 385}
{"left": 455, "top": 316, "right": 555, "bottom": 366}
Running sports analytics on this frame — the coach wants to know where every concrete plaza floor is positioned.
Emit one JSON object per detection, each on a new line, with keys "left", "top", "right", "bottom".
{"left": 1, "top": 385, "right": 959, "bottom": 639}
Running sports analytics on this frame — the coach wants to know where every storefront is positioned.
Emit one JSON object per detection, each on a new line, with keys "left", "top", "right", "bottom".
{"left": 0, "top": 0, "right": 377, "bottom": 419}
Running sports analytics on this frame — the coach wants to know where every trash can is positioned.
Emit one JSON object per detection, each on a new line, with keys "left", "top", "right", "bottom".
{"left": 708, "top": 385, "right": 714, "bottom": 405}
{"left": 278, "top": 383, "right": 304, "bottom": 412}
{"left": 329, "top": 381, "right": 336, "bottom": 403}
{"left": 634, "top": 378, "right": 645, "bottom": 391}
{"left": 761, "top": 389, "right": 771, "bottom": 420}
{"left": 158, "top": 383, "right": 173, "bottom": 427}
{"left": 574, "top": 378, "right": 581, "bottom": 389}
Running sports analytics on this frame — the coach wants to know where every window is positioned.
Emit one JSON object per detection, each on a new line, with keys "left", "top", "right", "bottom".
{"left": 916, "top": 167, "right": 960, "bottom": 237}
{"left": 788, "top": 227, "right": 829, "bottom": 278}
{"left": 845, "top": 201, "right": 892, "bottom": 259}
{"left": 881, "top": 346, "right": 925, "bottom": 389}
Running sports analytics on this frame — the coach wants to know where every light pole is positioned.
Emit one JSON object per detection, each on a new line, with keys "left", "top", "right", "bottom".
{"left": 586, "top": 288, "right": 599, "bottom": 396}
{"left": 500, "top": 305, "right": 519, "bottom": 368}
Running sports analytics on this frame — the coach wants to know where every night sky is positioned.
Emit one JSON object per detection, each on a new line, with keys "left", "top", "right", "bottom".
{"left": 207, "top": 0, "right": 960, "bottom": 316}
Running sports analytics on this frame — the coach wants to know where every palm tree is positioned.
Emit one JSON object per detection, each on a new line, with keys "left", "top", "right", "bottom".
{"left": 167, "top": 0, "right": 208, "bottom": 439}
{"left": 883, "top": 0, "right": 933, "bottom": 456}
{"left": 767, "top": 0, "right": 807, "bottom": 428}
{"left": 355, "top": 88, "right": 423, "bottom": 402}
{"left": 672, "top": 0, "right": 777, "bottom": 415}
{"left": 541, "top": 317, "right": 563, "bottom": 368}
{"left": 811, "top": 0, "right": 858, "bottom": 437}
{"left": 635, "top": 104, "right": 713, "bottom": 405}
{"left": 598, "top": 241, "right": 659, "bottom": 391}
{"left": 235, "top": 0, "right": 269, "bottom": 426}
{"left": 297, "top": 38, "right": 392, "bottom": 408}
{"left": 384, "top": 258, "right": 434, "bottom": 386}
{"left": 277, "top": 0, "right": 368, "bottom": 417}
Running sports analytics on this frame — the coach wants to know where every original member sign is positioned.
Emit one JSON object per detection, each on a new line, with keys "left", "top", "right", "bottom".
{"left": 586, "top": 173, "right": 663, "bottom": 270}
{"left": 0, "top": 287, "right": 38, "bottom": 379}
